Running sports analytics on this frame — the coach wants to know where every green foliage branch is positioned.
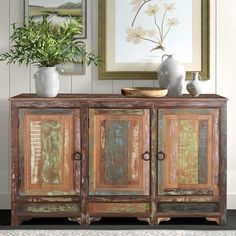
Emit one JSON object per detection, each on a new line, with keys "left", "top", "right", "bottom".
{"left": 0, "top": 15, "right": 100, "bottom": 67}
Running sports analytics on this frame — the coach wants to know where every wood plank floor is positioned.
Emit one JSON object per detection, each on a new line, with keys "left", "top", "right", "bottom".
{"left": 0, "top": 210, "right": 236, "bottom": 230}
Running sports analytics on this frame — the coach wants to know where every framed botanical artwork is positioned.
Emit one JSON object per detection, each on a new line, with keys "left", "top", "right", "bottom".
{"left": 25, "top": 0, "right": 87, "bottom": 38}
{"left": 25, "top": 0, "right": 87, "bottom": 75}
{"left": 98, "top": 0, "right": 209, "bottom": 80}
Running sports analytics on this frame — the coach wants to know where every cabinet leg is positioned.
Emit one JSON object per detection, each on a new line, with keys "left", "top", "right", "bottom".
{"left": 68, "top": 216, "right": 101, "bottom": 225}
{"left": 11, "top": 217, "right": 19, "bottom": 227}
{"left": 206, "top": 217, "right": 220, "bottom": 225}
{"left": 11, "top": 207, "right": 23, "bottom": 226}
{"left": 137, "top": 217, "right": 151, "bottom": 224}
{"left": 11, "top": 216, "right": 24, "bottom": 226}
{"left": 219, "top": 216, "right": 227, "bottom": 225}
{"left": 157, "top": 217, "right": 171, "bottom": 224}
{"left": 68, "top": 217, "right": 82, "bottom": 224}
{"left": 88, "top": 217, "right": 102, "bottom": 224}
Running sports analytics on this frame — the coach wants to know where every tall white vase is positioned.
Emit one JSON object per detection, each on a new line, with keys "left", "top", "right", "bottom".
{"left": 157, "top": 55, "right": 186, "bottom": 96}
{"left": 34, "top": 67, "right": 60, "bottom": 97}
{"left": 186, "top": 71, "right": 202, "bottom": 97}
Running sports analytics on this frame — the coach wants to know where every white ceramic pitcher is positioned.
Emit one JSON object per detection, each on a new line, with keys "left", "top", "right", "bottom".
{"left": 34, "top": 67, "right": 60, "bottom": 97}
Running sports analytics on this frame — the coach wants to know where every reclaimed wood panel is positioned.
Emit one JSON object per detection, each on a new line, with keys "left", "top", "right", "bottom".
{"left": 158, "top": 109, "right": 219, "bottom": 196}
{"left": 157, "top": 202, "right": 219, "bottom": 213}
{"left": 20, "top": 110, "right": 79, "bottom": 196}
{"left": 199, "top": 120, "right": 208, "bottom": 184}
{"left": 89, "top": 109, "right": 150, "bottom": 195}
{"left": 22, "top": 203, "right": 78, "bottom": 213}
{"left": 89, "top": 203, "right": 150, "bottom": 214}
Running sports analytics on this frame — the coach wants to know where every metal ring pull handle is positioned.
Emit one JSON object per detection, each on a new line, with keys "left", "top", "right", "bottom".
{"left": 72, "top": 151, "right": 82, "bottom": 161}
{"left": 157, "top": 151, "right": 165, "bottom": 161}
{"left": 141, "top": 151, "right": 151, "bottom": 161}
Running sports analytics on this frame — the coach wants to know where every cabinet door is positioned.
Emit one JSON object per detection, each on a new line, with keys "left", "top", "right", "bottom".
{"left": 158, "top": 109, "right": 219, "bottom": 196}
{"left": 19, "top": 109, "right": 81, "bottom": 196}
{"left": 89, "top": 109, "right": 150, "bottom": 195}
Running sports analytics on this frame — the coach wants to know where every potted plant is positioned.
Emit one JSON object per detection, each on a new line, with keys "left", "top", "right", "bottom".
{"left": 0, "top": 15, "right": 100, "bottom": 97}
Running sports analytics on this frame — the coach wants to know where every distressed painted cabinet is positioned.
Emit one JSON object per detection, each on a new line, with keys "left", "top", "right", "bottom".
{"left": 10, "top": 94, "right": 227, "bottom": 226}
{"left": 19, "top": 109, "right": 80, "bottom": 196}
{"left": 158, "top": 109, "right": 219, "bottom": 195}
{"left": 12, "top": 108, "right": 82, "bottom": 225}
{"left": 157, "top": 109, "right": 221, "bottom": 224}
{"left": 89, "top": 109, "right": 150, "bottom": 196}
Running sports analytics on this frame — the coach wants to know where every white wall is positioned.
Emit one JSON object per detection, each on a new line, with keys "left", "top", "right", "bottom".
{"left": 0, "top": 0, "right": 235, "bottom": 209}
{"left": 217, "top": 0, "right": 236, "bottom": 209}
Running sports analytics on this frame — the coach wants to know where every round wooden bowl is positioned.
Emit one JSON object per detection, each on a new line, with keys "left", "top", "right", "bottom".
{"left": 121, "top": 87, "right": 168, "bottom": 98}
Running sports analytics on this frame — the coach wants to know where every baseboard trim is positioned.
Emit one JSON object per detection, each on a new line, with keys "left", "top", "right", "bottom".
{"left": 0, "top": 193, "right": 10, "bottom": 209}
{"left": 227, "top": 193, "right": 236, "bottom": 209}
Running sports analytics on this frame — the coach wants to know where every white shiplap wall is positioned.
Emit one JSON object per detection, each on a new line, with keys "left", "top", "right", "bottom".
{"left": 217, "top": 0, "right": 236, "bottom": 209}
{"left": 0, "top": 0, "right": 235, "bottom": 209}
{"left": 0, "top": 0, "right": 10, "bottom": 208}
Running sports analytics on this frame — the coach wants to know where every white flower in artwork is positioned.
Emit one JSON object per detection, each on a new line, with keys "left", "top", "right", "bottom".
{"left": 126, "top": 26, "right": 147, "bottom": 44}
{"left": 127, "top": 0, "right": 180, "bottom": 51}
{"left": 167, "top": 18, "right": 180, "bottom": 26}
{"left": 145, "top": 4, "right": 160, "bottom": 16}
{"left": 163, "top": 3, "right": 176, "bottom": 12}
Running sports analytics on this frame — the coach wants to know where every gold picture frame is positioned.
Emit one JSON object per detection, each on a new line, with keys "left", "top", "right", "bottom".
{"left": 98, "top": 0, "right": 210, "bottom": 80}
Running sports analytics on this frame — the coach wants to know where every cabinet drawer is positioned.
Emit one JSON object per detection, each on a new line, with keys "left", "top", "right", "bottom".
{"left": 89, "top": 203, "right": 150, "bottom": 215}
{"left": 19, "top": 203, "right": 80, "bottom": 215}
{"left": 157, "top": 202, "right": 219, "bottom": 213}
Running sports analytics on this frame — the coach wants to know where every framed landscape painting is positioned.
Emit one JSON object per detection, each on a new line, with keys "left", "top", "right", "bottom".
{"left": 25, "top": 0, "right": 87, "bottom": 39}
{"left": 25, "top": 0, "right": 87, "bottom": 75}
{"left": 98, "top": 0, "right": 209, "bottom": 80}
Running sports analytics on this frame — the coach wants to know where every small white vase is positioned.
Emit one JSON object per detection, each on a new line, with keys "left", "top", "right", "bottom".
{"left": 34, "top": 67, "right": 60, "bottom": 97}
{"left": 186, "top": 72, "right": 202, "bottom": 97}
{"left": 157, "top": 54, "right": 186, "bottom": 96}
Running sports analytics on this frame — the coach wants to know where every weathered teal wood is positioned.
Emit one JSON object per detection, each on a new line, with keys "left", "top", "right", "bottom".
{"left": 103, "top": 120, "right": 129, "bottom": 185}
{"left": 27, "top": 203, "right": 78, "bottom": 213}
{"left": 157, "top": 110, "right": 164, "bottom": 195}
{"left": 198, "top": 120, "right": 208, "bottom": 184}
{"left": 158, "top": 203, "right": 219, "bottom": 213}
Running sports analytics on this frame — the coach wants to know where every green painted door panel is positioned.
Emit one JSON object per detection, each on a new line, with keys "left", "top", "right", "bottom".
{"left": 19, "top": 109, "right": 81, "bottom": 196}
{"left": 158, "top": 109, "right": 219, "bottom": 196}
{"left": 89, "top": 109, "right": 150, "bottom": 195}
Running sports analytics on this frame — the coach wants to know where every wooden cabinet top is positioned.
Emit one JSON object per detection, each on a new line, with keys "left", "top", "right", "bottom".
{"left": 10, "top": 93, "right": 227, "bottom": 108}
{"left": 11, "top": 93, "right": 227, "bottom": 99}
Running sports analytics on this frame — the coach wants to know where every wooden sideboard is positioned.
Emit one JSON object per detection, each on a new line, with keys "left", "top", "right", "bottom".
{"left": 10, "top": 94, "right": 227, "bottom": 226}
